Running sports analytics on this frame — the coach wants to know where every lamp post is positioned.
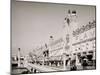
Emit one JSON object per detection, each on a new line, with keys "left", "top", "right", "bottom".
{"left": 18, "top": 48, "right": 21, "bottom": 67}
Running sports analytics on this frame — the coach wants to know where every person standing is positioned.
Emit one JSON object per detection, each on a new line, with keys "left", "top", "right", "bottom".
{"left": 82, "top": 58, "right": 88, "bottom": 70}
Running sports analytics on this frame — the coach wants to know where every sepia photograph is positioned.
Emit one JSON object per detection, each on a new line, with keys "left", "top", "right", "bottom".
{"left": 11, "top": 0, "right": 96, "bottom": 74}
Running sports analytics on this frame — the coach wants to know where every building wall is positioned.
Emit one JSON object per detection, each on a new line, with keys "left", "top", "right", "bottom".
{"left": 48, "top": 38, "right": 64, "bottom": 60}
{"left": 48, "top": 20, "right": 96, "bottom": 60}
{"left": 72, "top": 21, "right": 96, "bottom": 55}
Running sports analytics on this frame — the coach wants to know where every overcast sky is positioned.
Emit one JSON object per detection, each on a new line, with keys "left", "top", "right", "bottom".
{"left": 12, "top": 0, "right": 95, "bottom": 56}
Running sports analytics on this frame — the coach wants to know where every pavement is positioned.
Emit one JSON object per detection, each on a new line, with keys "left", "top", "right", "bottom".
{"left": 26, "top": 63, "right": 96, "bottom": 73}
{"left": 27, "top": 63, "right": 58, "bottom": 72}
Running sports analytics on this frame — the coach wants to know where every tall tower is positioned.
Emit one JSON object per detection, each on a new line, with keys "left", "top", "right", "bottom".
{"left": 48, "top": 35, "right": 54, "bottom": 56}
{"left": 49, "top": 35, "right": 54, "bottom": 45}
{"left": 63, "top": 10, "right": 78, "bottom": 70}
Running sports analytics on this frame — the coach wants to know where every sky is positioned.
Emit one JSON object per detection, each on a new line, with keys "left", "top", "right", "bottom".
{"left": 12, "top": 0, "right": 95, "bottom": 56}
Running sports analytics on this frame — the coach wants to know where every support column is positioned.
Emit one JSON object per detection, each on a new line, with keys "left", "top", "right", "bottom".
{"left": 63, "top": 54, "right": 66, "bottom": 70}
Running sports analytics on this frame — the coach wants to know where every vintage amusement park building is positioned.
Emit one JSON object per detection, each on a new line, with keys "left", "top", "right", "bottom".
{"left": 46, "top": 10, "right": 96, "bottom": 69}
{"left": 29, "top": 10, "right": 96, "bottom": 70}
{"left": 72, "top": 20, "right": 96, "bottom": 58}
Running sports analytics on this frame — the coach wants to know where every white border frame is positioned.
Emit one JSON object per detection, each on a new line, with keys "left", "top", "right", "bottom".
{"left": 0, "top": 0, "right": 100, "bottom": 75}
